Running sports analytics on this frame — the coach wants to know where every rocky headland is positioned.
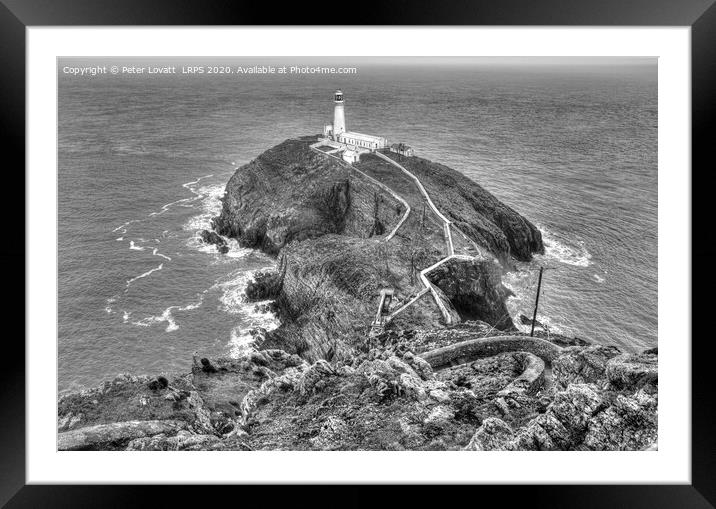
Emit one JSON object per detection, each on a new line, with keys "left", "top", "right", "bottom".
{"left": 58, "top": 136, "right": 657, "bottom": 451}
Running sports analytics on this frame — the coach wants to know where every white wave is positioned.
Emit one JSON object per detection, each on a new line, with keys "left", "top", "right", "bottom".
{"left": 540, "top": 227, "right": 592, "bottom": 267}
{"left": 214, "top": 271, "right": 256, "bottom": 315}
{"left": 116, "top": 237, "right": 123, "bottom": 241}
{"left": 223, "top": 239, "right": 252, "bottom": 259}
{"left": 129, "top": 240, "right": 145, "bottom": 251}
{"left": 112, "top": 219, "right": 140, "bottom": 235}
{"left": 228, "top": 305, "right": 280, "bottom": 358}
{"left": 183, "top": 174, "right": 214, "bottom": 189}
{"left": 126, "top": 263, "right": 163, "bottom": 288}
{"left": 593, "top": 274, "right": 605, "bottom": 283}
{"left": 128, "top": 294, "right": 205, "bottom": 332}
{"left": 209, "top": 267, "right": 279, "bottom": 357}
{"left": 197, "top": 237, "right": 252, "bottom": 261}
{"left": 182, "top": 182, "right": 226, "bottom": 233}
{"left": 152, "top": 248, "right": 172, "bottom": 261}
{"left": 148, "top": 196, "right": 199, "bottom": 217}
{"left": 212, "top": 266, "right": 274, "bottom": 314}
{"left": 229, "top": 327, "right": 256, "bottom": 358}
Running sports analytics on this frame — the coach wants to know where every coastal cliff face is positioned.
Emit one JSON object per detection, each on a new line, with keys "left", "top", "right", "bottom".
{"left": 388, "top": 154, "right": 544, "bottom": 263}
{"left": 213, "top": 136, "right": 542, "bottom": 359}
{"left": 212, "top": 136, "right": 405, "bottom": 254}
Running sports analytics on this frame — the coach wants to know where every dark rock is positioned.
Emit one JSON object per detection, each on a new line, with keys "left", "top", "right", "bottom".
{"left": 147, "top": 376, "right": 169, "bottom": 391}
{"left": 200, "top": 358, "right": 218, "bottom": 373}
{"left": 245, "top": 271, "right": 282, "bottom": 301}
{"left": 520, "top": 314, "right": 546, "bottom": 329}
{"left": 426, "top": 258, "right": 516, "bottom": 330}
{"left": 199, "top": 229, "right": 229, "bottom": 254}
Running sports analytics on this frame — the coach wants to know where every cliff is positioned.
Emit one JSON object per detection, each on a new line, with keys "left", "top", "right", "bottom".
{"left": 212, "top": 136, "right": 543, "bottom": 360}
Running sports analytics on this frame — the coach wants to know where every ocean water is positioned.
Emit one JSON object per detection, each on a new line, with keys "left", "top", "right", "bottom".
{"left": 58, "top": 57, "right": 657, "bottom": 391}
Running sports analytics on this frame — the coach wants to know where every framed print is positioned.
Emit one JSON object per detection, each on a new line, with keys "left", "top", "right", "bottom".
{"left": 5, "top": 0, "right": 715, "bottom": 504}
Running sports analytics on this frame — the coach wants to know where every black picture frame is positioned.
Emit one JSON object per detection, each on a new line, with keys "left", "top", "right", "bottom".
{"left": 4, "top": 0, "right": 714, "bottom": 505}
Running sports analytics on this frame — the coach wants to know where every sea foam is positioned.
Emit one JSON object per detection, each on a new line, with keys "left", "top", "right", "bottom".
{"left": 540, "top": 227, "right": 593, "bottom": 267}
{"left": 128, "top": 294, "right": 205, "bottom": 332}
{"left": 125, "top": 263, "right": 163, "bottom": 288}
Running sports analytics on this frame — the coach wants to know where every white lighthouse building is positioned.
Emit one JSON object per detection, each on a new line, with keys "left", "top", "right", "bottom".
{"left": 321, "top": 90, "right": 387, "bottom": 163}
{"left": 332, "top": 90, "right": 346, "bottom": 137}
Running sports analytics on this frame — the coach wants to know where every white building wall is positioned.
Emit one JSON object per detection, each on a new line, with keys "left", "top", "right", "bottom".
{"left": 333, "top": 103, "right": 346, "bottom": 137}
{"left": 338, "top": 132, "right": 388, "bottom": 150}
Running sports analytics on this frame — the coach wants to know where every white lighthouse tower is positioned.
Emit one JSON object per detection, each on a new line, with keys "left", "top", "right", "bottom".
{"left": 317, "top": 90, "right": 388, "bottom": 163}
{"left": 332, "top": 90, "right": 346, "bottom": 139}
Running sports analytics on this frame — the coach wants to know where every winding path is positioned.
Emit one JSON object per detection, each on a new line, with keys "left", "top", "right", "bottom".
{"left": 311, "top": 142, "right": 487, "bottom": 327}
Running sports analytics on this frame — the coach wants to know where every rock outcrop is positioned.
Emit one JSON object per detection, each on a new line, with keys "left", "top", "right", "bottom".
{"left": 426, "top": 257, "right": 515, "bottom": 330}
{"left": 211, "top": 137, "right": 543, "bottom": 361}
{"left": 58, "top": 326, "right": 657, "bottom": 451}
{"left": 199, "top": 229, "right": 229, "bottom": 254}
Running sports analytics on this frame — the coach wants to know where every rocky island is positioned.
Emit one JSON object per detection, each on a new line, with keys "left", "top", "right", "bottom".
{"left": 58, "top": 136, "right": 657, "bottom": 451}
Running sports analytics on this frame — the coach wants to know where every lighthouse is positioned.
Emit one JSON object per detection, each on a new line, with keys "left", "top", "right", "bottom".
{"left": 333, "top": 90, "right": 346, "bottom": 138}
{"left": 319, "top": 90, "right": 388, "bottom": 163}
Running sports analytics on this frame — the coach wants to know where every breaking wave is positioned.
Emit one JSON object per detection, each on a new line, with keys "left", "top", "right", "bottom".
{"left": 540, "top": 227, "right": 592, "bottom": 267}
{"left": 212, "top": 268, "right": 280, "bottom": 356}
{"left": 183, "top": 182, "right": 226, "bottom": 233}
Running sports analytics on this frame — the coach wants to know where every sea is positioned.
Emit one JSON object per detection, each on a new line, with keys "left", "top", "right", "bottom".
{"left": 58, "top": 57, "right": 657, "bottom": 391}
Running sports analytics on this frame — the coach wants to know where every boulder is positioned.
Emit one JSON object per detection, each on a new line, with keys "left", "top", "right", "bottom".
{"left": 510, "top": 384, "right": 603, "bottom": 450}
{"left": 126, "top": 431, "right": 223, "bottom": 451}
{"left": 423, "top": 405, "right": 455, "bottom": 430}
{"left": 199, "top": 229, "right": 229, "bottom": 254}
{"left": 552, "top": 345, "right": 622, "bottom": 387}
{"left": 606, "top": 353, "right": 658, "bottom": 391}
{"left": 464, "top": 417, "right": 514, "bottom": 451}
{"left": 147, "top": 376, "right": 169, "bottom": 391}
{"left": 58, "top": 419, "right": 188, "bottom": 451}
